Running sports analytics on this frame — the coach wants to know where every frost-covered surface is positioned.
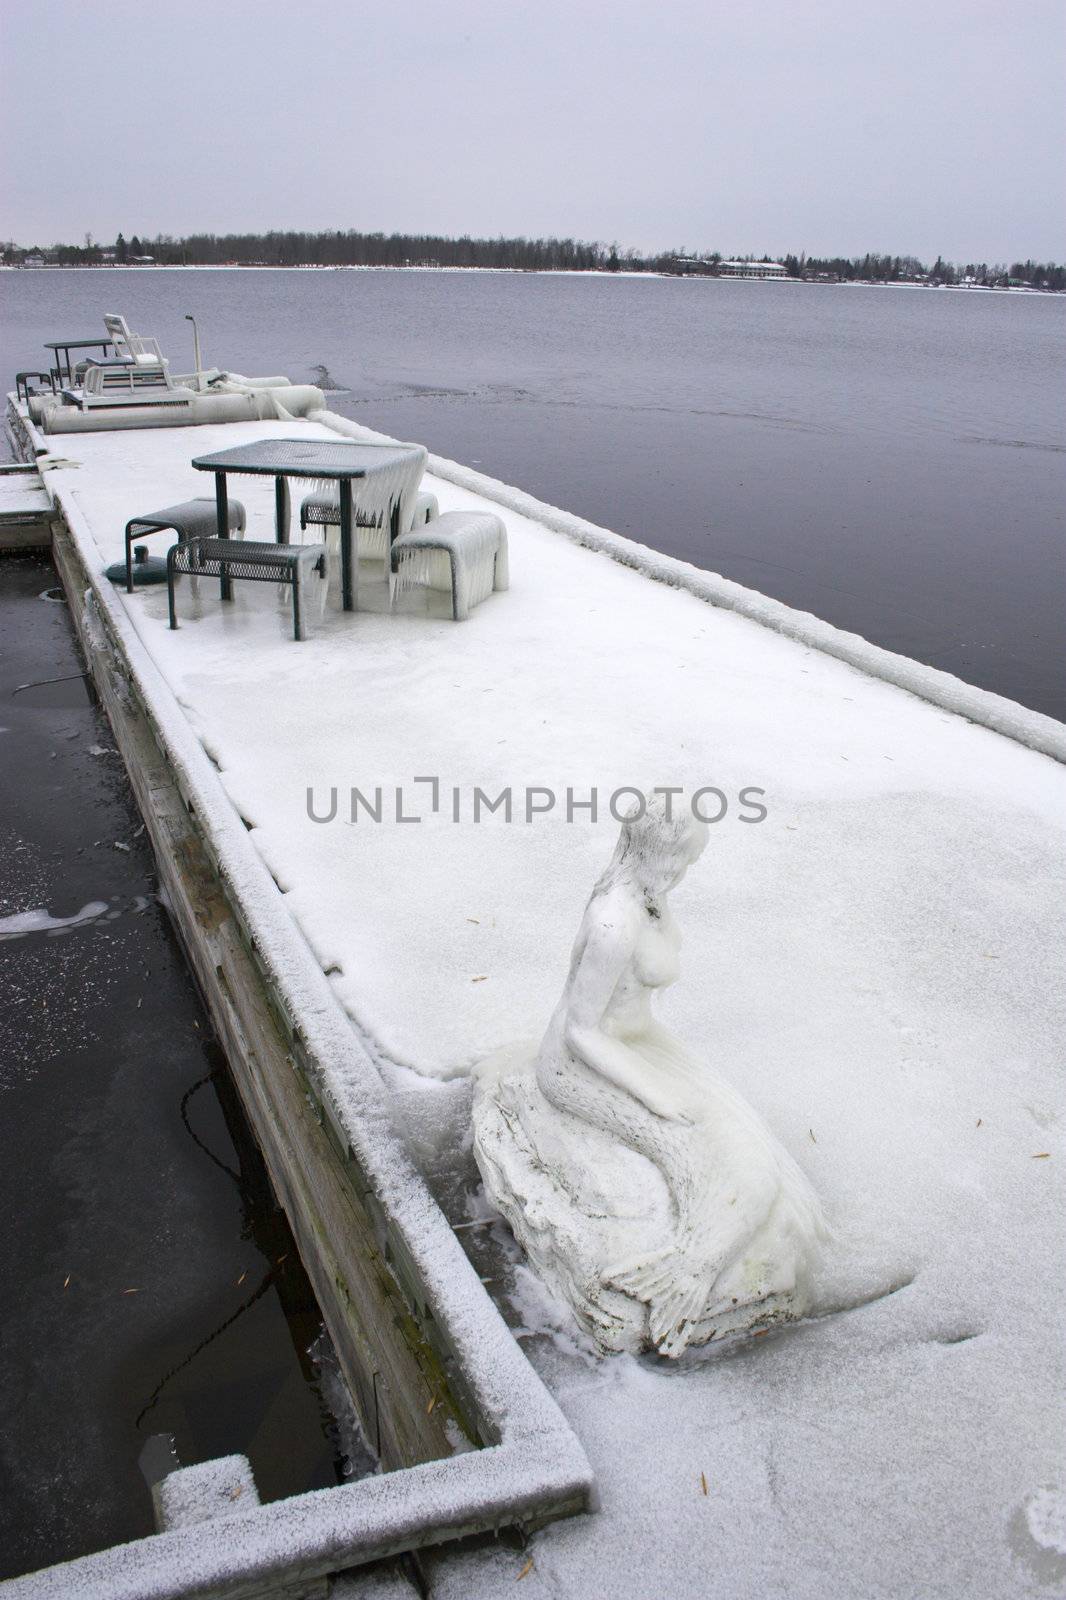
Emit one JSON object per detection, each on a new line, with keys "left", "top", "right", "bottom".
{"left": 157, "top": 1456, "right": 260, "bottom": 1532}
{"left": 25, "top": 409, "right": 1066, "bottom": 1598}
{"left": 0, "top": 469, "right": 50, "bottom": 516}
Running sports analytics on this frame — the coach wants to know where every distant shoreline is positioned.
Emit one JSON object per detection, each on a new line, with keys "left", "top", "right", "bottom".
{"left": 2, "top": 262, "right": 1062, "bottom": 295}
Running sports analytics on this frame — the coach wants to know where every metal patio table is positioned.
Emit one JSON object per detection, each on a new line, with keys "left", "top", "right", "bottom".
{"left": 191, "top": 438, "right": 427, "bottom": 611}
{"left": 44, "top": 337, "right": 117, "bottom": 385}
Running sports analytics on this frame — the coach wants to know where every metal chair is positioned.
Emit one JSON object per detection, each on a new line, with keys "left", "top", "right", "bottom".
{"left": 300, "top": 488, "right": 439, "bottom": 558}
{"left": 123, "top": 498, "right": 246, "bottom": 593}
{"left": 15, "top": 372, "right": 56, "bottom": 404}
{"left": 167, "top": 537, "right": 327, "bottom": 641}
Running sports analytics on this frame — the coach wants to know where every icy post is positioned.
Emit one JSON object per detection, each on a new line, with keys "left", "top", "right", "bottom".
{"left": 473, "top": 792, "right": 828, "bottom": 1358}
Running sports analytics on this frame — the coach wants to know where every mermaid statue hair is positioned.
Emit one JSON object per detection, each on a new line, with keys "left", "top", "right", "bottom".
{"left": 600, "top": 790, "right": 709, "bottom": 895}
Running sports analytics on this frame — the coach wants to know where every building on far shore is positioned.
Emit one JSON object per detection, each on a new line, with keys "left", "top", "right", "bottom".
{"left": 668, "top": 256, "right": 715, "bottom": 275}
{"left": 717, "top": 259, "right": 789, "bottom": 279}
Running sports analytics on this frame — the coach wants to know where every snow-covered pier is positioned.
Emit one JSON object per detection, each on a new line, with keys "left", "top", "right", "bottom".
{"left": 0, "top": 461, "right": 53, "bottom": 549}
{"left": 5, "top": 390, "right": 1064, "bottom": 1598}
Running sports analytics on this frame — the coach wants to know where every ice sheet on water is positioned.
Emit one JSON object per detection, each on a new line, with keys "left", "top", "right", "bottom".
{"left": 0, "top": 900, "right": 108, "bottom": 939}
{"left": 1023, "top": 1486, "right": 1066, "bottom": 1556}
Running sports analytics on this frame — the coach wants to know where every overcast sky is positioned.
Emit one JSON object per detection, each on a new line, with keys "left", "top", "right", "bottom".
{"left": 1, "top": 0, "right": 1062, "bottom": 262}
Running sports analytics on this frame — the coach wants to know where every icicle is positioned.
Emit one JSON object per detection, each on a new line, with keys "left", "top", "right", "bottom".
{"left": 216, "top": 446, "right": 428, "bottom": 610}
{"left": 463, "top": 543, "right": 498, "bottom": 609}
{"left": 392, "top": 512, "right": 507, "bottom": 617}
{"left": 394, "top": 546, "right": 454, "bottom": 596}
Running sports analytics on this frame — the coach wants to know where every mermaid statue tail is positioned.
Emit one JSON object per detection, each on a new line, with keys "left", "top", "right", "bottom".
{"left": 521, "top": 1027, "right": 826, "bottom": 1357}
{"left": 605, "top": 1175, "right": 780, "bottom": 1356}
{"left": 607, "top": 1248, "right": 719, "bottom": 1356}
{"left": 606, "top": 1158, "right": 827, "bottom": 1357}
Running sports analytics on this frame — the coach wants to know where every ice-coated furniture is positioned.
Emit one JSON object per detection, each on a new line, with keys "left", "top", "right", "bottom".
{"left": 167, "top": 537, "right": 327, "bottom": 642}
{"left": 390, "top": 509, "right": 509, "bottom": 620}
{"left": 191, "top": 438, "right": 427, "bottom": 613}
{"left": 123, "top": 497, "right": 246, "bottom": 594}
{"left": 299, "top": 486, "right": 439, "bottom": 557}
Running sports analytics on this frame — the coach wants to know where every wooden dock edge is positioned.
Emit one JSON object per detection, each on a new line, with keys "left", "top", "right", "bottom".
{"left": 52, "top": 522, "right": 474, "bottom": 1474}
{"left": 7, "top": 414, "right": 595, "bottom": 1598}
{"left": 0, "top": 451, "right": 54, "bottom": 551}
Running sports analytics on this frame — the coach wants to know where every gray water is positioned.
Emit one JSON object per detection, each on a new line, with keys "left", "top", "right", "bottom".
{"left": 0, "top": 555, "right": 367, "bottom": 1579}
{"left": 3, "top": 268, "right": 1063, "bottom": 718}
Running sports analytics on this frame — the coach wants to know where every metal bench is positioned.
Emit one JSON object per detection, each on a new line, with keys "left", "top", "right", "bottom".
{"left": 16, "top": 371, "right": 56, "bottom": 405}
{"left": 124, "top": 498, "right": 246, "bottom": 593}
{"left": 390, "top": 510, "right": 508, "bottom": 620}
{"left": 300, "top": 487, "right": 439, "bottom": 557}
{"left": 167, "top": 537, "right": 327, "bottom": 641}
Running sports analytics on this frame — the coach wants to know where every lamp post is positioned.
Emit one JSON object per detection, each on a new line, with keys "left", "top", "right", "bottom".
{"left": 185, "top": 314, "right": 203, "bottom": 391}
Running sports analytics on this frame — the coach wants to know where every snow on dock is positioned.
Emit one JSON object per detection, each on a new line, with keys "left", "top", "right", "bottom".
{"left": 0, "top": 461, "right": 52, "bottom": 546}
{"left": 16, "top": 409, "right": 1066, "bottom": 1598}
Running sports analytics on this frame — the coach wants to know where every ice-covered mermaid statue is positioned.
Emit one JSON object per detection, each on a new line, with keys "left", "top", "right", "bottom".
{"left": 472, "top": 792, "right": 826, "bottom": 1357}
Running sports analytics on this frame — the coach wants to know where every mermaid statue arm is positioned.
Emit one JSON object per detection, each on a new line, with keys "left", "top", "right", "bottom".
{"left": 560, "top": 909, "right": 692, "bottom": 1123}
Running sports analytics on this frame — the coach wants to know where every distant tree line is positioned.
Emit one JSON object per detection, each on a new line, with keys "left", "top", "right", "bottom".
{"left": 780, "top": 251, "right": 1066, "bottom": 291}
{"left": 1, "top": 229, "right": 608, "bottom": 272}
{"left": 1, "top": 230, "right": 1062, "bottom": 290}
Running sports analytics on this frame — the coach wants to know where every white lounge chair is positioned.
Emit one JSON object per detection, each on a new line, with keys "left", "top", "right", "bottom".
{"left": 64, "top": 314, "right": 185, "bottom": 410}
{"left": 102, "top": 313, "right": 169, "bottom": 369}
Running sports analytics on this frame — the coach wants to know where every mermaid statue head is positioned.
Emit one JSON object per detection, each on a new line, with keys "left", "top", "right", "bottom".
{"left": 606, "top": 790, "right": 709, "bottom": 897}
